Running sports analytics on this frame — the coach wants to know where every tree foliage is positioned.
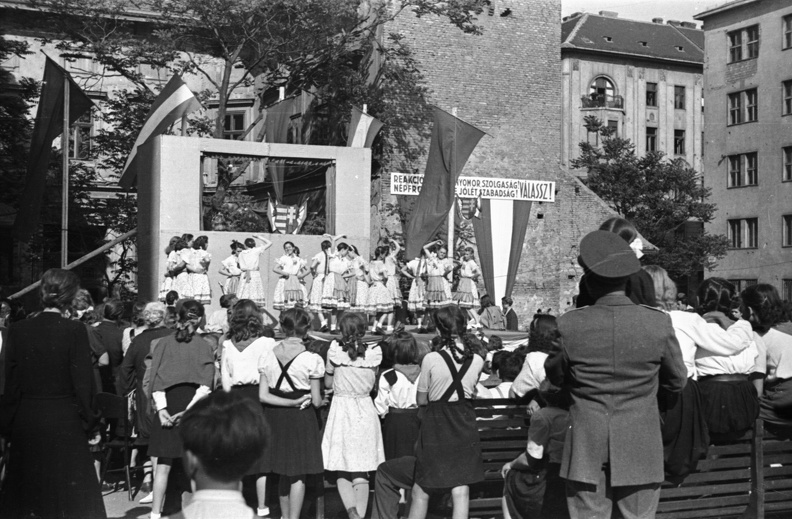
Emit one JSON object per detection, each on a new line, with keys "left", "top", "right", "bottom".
{"left": 572, "top": 116, "right": 729, "bottom": 280}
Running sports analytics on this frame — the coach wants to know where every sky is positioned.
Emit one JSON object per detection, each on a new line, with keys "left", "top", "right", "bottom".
{"left": 561, "top": 0, "right": 730, "bottom": 25}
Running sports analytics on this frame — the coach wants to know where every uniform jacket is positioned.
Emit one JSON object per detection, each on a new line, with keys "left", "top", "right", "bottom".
{"left": 545, "top": 293, "right": 686, "bottom": 486}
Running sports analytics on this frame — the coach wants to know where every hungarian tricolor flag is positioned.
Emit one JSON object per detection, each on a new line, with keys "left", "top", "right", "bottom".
{"left": 12, "top": 56, "right": 94, "bottom": 241}
{"left": 268, "top": 198, "right": 307, "bottom": 234}
{"left": 404, "top": 107, "right": 485, "bottom": 259}
{"left": 118, "top": 74, "right": 201, "bottom": 189}
{"left": 471, "top": 198, "right": 532, "bottom": 303}
{"left": 347, "top": 106, "right": 383, "bottom": 148}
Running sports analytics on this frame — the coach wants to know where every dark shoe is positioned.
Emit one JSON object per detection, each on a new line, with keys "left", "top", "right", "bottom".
{"left": 139, "top": 481, "right": 152, "bottom": 494}
{"left": 319, "top": 325, "right": 329, "bottom": 333}
{"left": 329, "top": 329, "right": 340, "bottom": 335}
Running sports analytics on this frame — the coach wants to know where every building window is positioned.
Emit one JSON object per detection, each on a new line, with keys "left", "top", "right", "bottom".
{"left": 727, "top": 153, "right": 759, "bottom": 187}
{"left": 728, "top": 89, "right": 758, "bottom": 125}
{"left": 674, "top": 130, "right": 686, "bottom": 155}
{"left": 69, "top": 111, "right": 92, "bottom": 160}
{"left": 731, "top": 279, "right": 758, "bottom": 293}
{"left": 784, "top": 147, "right": 792, "bottom": 181}
{"left": 784, "top": 80, "right": 792, "bottom": 115}
{"left": 223, "top": 112, "right": 245, "bottom": 140}
{"left": 674, "top": 86, "right": 686, "bottom": 110}
{"left": 785, "top": 15, "right": 792, "bottom": 50}
{"left": 728, "top": 218, "right": 758, "bottom": 249}
{"left": 784, "top": 215, "right": 792, "bottom": 247}
{"left": 606, "top": 120, "right": 618, "bottom": 137}
{"left": 728, "top": 25, "right": 759, "bottom": 62}
{"left": 590, "top": 77, "right": 614, "bottom": 98}
{"left": 582, "top": 76, "right": 623, "bottom": 108}
{"left": 783, "top": 279, "right": 792, "bottom": 301}
{"left": 646, "top": 127, "right": 657, "bottom": 152}
{"left": 646, "top": 82, "right": 657, "bottom": 107}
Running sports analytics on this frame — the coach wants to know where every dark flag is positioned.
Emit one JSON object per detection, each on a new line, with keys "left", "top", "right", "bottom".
{"left": 12, "top": 56, "right": 94, "bottom": 241}
{"left": 265, "top": 91, "right": 314, "bottom": 202}
{"left": 404, "top": 107, "right": 485, "bottom": 259}
{"left": 118, "top": 74, "right": 201, "bottom": 189}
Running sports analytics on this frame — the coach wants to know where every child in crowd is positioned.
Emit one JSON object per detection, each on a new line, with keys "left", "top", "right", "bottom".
{"left": 188, "top": 236, "right": 212, "bottom": 305}
{"left": 454, "top": 247, "right": 481, "bottom": 326}
{"left": 258, "top": 308, "right": 324, "bottom": 519}
{"left": 237, "top": 235, "right": 273, "bottom": 310}
{"left": 167, "top": 390, "right": 267, "bottom": 519}
{"left": 159, "top": 236, "right": 180, "bottom": 301}
{"left": 172, "top": 236, "right": 194, "bottom": 300}
{"left": 322, "top": 313, "right": 385, "bottom": 519}
{"left": 374, "top": 329, "right": 421, "bottom": 460}
{"left": 501, "top": 380, "right": 571, "bottom": 519}
{"left": 147, "top": 300, "right": 216, "bottom": 519}
{"left": 165, "top": 291, "right": 179, "bottom": 308}
{"left": 366, "top": 246, "right": 395, "bottom": 334}
{"left": 322, "top": 242, "right": 352, "bottom": 332}
{"left": 477, "top": 351, "right": 522, "bottom": 399}
{"left": 409, "top": 305, "right": 486, "bottom": 519}
{"left": 221, "top": 300, "right": 276, "bottom": 517}
{"left": 402, "top": 249, "right": 428, "bottom": 329}
{"left": 273, "top": 241, "right": 308, "bottom": 311}
{"left": 510, "top": 314, "right": 558, "bottom": 403}
{"left": 206, "top": 294, "right": 237, "bottom": 335}
{"left": 219, "top": 240, "right": 245, "bottom": 296}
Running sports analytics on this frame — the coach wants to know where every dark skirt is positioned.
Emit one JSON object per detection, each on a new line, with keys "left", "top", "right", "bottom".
{"left": 759, "top": 378, "right": 792, "bottom": 427}
{"left": 266, "top": 399, "right": 324, "bottom": 477}
{"left": 698, "top": 375, "right": 759, "bottom": 441}
{"left": 230, "top": 384, "right": 270, "bottom": 475}
{"left": 148, "top": 383, "right": 196, "bottom": 459}
{"left": 382, "top": 407, "right": 420, "bottom": 460}
{"left": 504, "top": 463, "right": 568, "bottom": 519}
{"left": 415, "top": 400, "right": 484, "bottom": 489}
{"left": 658, "top": 378, "right": 709, "bottom": 485}
{"left": 0, "top": 396, "right": 107, "bottom": 519}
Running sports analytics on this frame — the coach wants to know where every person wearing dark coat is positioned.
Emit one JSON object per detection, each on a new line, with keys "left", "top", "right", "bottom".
{"left": 502, "top": 297, "right": 519, "bottom": 331}
{"left": 94, "top": 299, "right": 126, "bottom": 394}
{"left": 546, "top": 231, "right": 687, "bottom": 519}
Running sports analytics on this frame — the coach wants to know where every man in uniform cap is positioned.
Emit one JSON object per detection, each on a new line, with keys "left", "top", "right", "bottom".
{"left": 546, "top": 230, "right": 686, "bottom": 518}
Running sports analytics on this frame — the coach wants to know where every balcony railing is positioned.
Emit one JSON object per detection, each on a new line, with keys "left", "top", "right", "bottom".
{"left": 581, "top": 94, "right": 624, "bottom": 109}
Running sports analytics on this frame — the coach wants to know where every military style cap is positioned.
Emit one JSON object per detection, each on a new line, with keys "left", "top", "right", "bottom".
{"left": 578, "top": 230, "right": 641, "bottom": 278}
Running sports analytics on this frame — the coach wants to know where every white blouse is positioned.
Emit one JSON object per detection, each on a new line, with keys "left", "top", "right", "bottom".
{"left": 669, "top": 312, "right": 753, "bottom": 379}
{"left": 237, "top": 246, "right": 266, "bottom": 271}
{"left": 764, "top": 328, "right": 792, "bottom": 381}
{"left": 221, "top": 337, "right": 276, "bottom": 391}
{"left": 696, "top": 332, "right": 766, "bottom": 377}
{"left": 459, "top": 259, "right": 479, "bottom": 278}
{"left": 258, "top": 347, "right": 325, "bottom": 391}
{"left": 221, "top": 255, "right": 241, "bottom": 276}
{"left": 374, "top": 368, "right": 420, "bottom": 416}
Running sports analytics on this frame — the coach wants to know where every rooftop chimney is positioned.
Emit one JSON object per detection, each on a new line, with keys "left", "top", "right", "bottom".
{"left": 652, "top": 18, "right": 663, "bottom": 24}
{"left": 599, "top": 11, "right": 618, "bottom": 18}
{"left": 667, "top": 20, "right": 682, "bottom": 27}
{"left": 680, "top": 22, "right": 697, "bottom": 29}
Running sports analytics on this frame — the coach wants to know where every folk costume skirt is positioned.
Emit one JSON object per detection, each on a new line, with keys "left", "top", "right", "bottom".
{"left": 308, "top": 274, "right": 325, "bottom": 312}
{"left": 322, "top": 272, "right": 349, "bottom": 309}
{"left": 382, "top": 407, "right": 420, "bottom": 460}
{"left": 407, "top": 279, "right": 427, "bottom": 313}
{"left": 426, "top": 275, "right": 450, "bottom": 308}
{"left": 350, "top": 279, "right": 369, "bottom": 312}
{"left": 265, "top": 391, "right": 324, "bottom": 477}
{"left": 453, "top": 278, "right": 478, "bottom": 309}
{"left": 273, "top": 276, "right": 304, "bottom": 311}
{"left": 173, "top": 272, "right": 193, "bottom": 299}
{"left": 224, "top": 275, "right": 240, "bottom": 296}
{"left": 149, "top": 383, "right": 196, "bottom": 459}
{"left": 190, "top": 273, "right": 211, "bottom": 305}
{"left": 229, "top": 384, "right": 270, "bottom": 475}
{"left": 414, "top": 400, "right": 484, "bottom": 489}
{"left": 386, "top": 275, "right": 401, "bottom": 304}
{"left": 698, "top": 374, "right": 759, "bottom": 441}
{"left": 238, "top": 271, "right": 266, "bottom": 308}
{"left": 367, "top": 281, "right": 394, "bottom": 314}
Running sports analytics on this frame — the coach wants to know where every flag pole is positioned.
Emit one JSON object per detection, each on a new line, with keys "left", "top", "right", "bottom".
{"left": 447, "top": 107, "right": 458, "bottom": 257}
{"left": 61, "top": 77, "right": 70, "bottom": 267}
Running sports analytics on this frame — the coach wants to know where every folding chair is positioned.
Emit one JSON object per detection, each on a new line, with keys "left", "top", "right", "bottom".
{"left": 94, "top": 392, "right": 144, "bottom": 500}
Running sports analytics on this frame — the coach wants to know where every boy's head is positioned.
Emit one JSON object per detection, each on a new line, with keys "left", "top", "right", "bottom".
{"left": 497, "top": 352, "right": 522, "bottom": 383}
{"left": 179, "top": 390, "right": 267, "bottom": 484}
{"left": 486, "top": 335, "right": 503, "bottom": 352}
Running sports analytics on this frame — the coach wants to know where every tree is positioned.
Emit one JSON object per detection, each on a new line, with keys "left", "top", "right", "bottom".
{"left": 572, "top": 116, "right": 729, "bottom": 280}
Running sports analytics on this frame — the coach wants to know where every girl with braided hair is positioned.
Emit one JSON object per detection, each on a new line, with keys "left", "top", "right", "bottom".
{"left": 147, "top": 300, "right": 215, "bottom": 519}
{"left": 409, "top": 305, "right": 486, "bottom": 519}
{"left": 322, "top": 312, "right": 384, "bottom": 519}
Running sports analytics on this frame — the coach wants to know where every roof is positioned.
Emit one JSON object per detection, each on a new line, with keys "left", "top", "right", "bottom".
{"left": 694, "top": 0, "right": 763, "bottom": 20}
{"left": 562, "top": 13, "right": 704, "bottom": 65}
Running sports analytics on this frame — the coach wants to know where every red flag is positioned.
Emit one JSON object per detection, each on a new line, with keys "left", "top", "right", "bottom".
{"left": 118, "top": 74, "right": 201, "bottom": 189}
{"left": 404, "top": 107, "right": 485, "bottom": 258}
{"left": 12, "top": 56, "right": 94, "bottom": 241}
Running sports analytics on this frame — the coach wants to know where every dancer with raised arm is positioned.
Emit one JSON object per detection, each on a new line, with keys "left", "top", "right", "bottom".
{"left": 237, "top": 235, "right": 273, "bottom": 310}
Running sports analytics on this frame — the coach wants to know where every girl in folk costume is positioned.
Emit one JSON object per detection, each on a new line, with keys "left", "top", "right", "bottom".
{"left": 308, "top": 234, "right": 345, "bottom": 330}
{"left": 454, "top": 247, "right": 481, "bottom": 325}
{"left": 366, "top": 246, "right": 395, "bottom": 333}
{"left": 437, "top": 244, "right": 455, "bottom": 303}
{"left": 402, "top": 248, "right": 428, "bottom": 328}
{"left": 424, "top": 241, "right": 451, "bottom": 308}
{"left": 384, "top": 239, "right": 402, "bottom": 308}
{"left": 322, "top": 313, "right": 385, "bottom": 519}
{"left": 409, "top": 305, "right": 486, "bottom": 519}
{"left": 187, "top": 235, "right": 212, "bottom": 305}
{"left": 221, "top": 299, "right": 277, "bottom": 517}
{"left": 219, "top": 240, "right": 245, "bottom": 296}
{"left": 159, "top": 236, "right": 180, "bottom": 301}
{"left": 237, "top": 235, "right": 273, "bottom": 310}
{"left": 172, "top": 234, "right": 194, "bottom": 299}
{"left": 258, "top": 308, "right": 325, "bottom": 519}
{"left": 273, "top": 241, "right": 309, "bottom": 311}
{"left": 147, "top": 300, "right": 215, "bottom": 519}
{"left": 294, "top": 246, "right": 310, "bottom": 302}
{"left": 374, "top": 329, "right": 422, "bottom": 460}
{"left": 347, "top": 245, "right": 369, "bottom": 314}
{"left": 322, "top": 242, "right": 353, "bottom": 331}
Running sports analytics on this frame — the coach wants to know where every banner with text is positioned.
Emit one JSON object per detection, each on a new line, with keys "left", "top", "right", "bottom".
{"left": 390, "top": 173, "right": 555, "bottom": 202}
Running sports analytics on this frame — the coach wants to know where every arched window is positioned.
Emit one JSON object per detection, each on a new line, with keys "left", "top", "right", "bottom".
{"left": 590, "top": 76, "right": 615, "bottom": 99}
